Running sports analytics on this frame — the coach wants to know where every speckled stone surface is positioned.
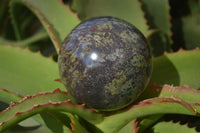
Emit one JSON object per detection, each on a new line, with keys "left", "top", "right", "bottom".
{"left": 58, "top": 17, "right": 152, "bottom": 111}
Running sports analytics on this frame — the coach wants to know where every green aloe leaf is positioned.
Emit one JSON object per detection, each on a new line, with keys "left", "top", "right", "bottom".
{"left": 118, "top": 119, "right": 138, "bottom": 133}
{"left": 0, "top": 88, "right": 22, "bottom": 105}
{"left": 0, "top": 0, "right": 8, "bottom": 29}
{"left": 0, "top": 89, "right": 103, "bottom": 132}
{"left": 160, "top": 85, "right": 200, "bottom": 103}
{"left": 70, "top": 115, "right": 90, "bottom": 133}
{"left": 152, "top": 121, "right": 198, "bottom": 133}
{"left": 40, "top": 112, "right": 72, "bottom": 132}
{"left": 40, "top": 112, "right": 71, "bottom": 133}
{"left": 71, "top": 0, "right": 148, "bottom": 35}
{"left": 0, "top": 89, "right": 71, "bottom": 124}
{"left": 10, "top": 0, "right": 80, "bottom": 52}
{"left": 188, "top": 0, "right": 200, "bottom": 15}
{"left": 140, "top": 0, "right": 171, "bottom": 35}
{"left": 0, "top": 102, "right": 8, "bottom": 112}
{"left": 137, "top": 114, "right": 163, "bottom": 133}
{"left": 0, "top": 30, "right": 49, "bottom": 47}
{"left": 147, "top": 31, "right": 171, "bottom": 56}
{"left": 140, "top": 0, "right": 171, "bottom": 56}
{"left": 182, "top": 15, "right": 200, "bottom": 49}
{"left": 0, "top": 45, "right": 65, "bottom": 96}
{"left": 0, "top": 0, "right": 15, "bottom": 40}
{"left": 96, "top": 97, "right": 197, "bottom": 133}
{"left": 138, "top": 84, "right": 200, "bottom": 132}
{"left": 4, "top": 116, "right": 53, "bottom": 133}
{"left": 5, "top": 124, "right": 53, "bottom": 133}
{"left": 150, "top": 49, "right": 200, "bottom": 89}
{"left": 140, "top": 85, "right": 200, "bottom": 103}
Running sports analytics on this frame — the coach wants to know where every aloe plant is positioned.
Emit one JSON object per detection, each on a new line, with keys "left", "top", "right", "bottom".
{"left": 0, "top": 0, "right": 200, "bottom": 133}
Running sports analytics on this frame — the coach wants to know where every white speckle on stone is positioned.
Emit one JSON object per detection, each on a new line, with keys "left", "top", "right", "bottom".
{"left": 106, "top": 49, "right": 124, "bottom": 61}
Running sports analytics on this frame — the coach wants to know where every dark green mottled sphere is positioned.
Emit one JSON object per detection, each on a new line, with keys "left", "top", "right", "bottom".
{"left": 58, "top": 17, "right": 152, "bottom": 111}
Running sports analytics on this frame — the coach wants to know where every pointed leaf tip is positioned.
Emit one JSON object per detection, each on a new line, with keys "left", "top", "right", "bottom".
{"left": 53, "top": 88, "right": 64, "bottom": 93}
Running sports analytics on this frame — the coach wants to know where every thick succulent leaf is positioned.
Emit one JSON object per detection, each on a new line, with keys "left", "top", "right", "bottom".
{"left": 96, "top": 97, "right": 197, "bottom": 133}
{"left": 0, "top": 0, "right": 15, "bottom": 40}
{"left": 41, "top": 112, "right": 72, "bottom": 131}
{"left": 118, "top": 119, "right": 138, "bottom": 133}
{"left": 182, "top": 15, "right": 200, "bottom": 49}
{"left": 0, "top": 45, "right": 65, "bottom": 96}
{"left": 137, "top": 114, "right": 163, "bottom": 133}
{"left": 40, "top": 112, "right": 71, "bottom": 133}
{"left": 0, "top": 87, "right": 21, "bottom": 111}
{"left": 0, "top": 102, "right": 9, "bottom": 112}
{"left": 0, "top": 88, "right": 22, "bottom": 105}
{"left": 150, "top": 49, "right": 200, "bottom": 89}
{"left": 140, "top": 0, "right": 171, "bottom": 56}
{"left": 5, "top": 125, "right": 52, "bottom": 133}
{"left": 188, "top": 0, "right": 200, "bottom": 15}
{"left": 0, "top": 30, "right": 55, "bottom": 57}
{"left": 138, "top": 84, "right": 200, "bottom": 132}
{"left": 71, "top": 0, "right": 148, "bottom": 35}
{"left": 10, "top": 0, "right": 80, "bottom": 52}
{"left": 160, "top": 85, "right": 200, "bottom": 114}
{"left": 5, "top": 111, "right": 71, "bottom": 133}
{"left": 160, "top": 85, "right": 200, "bottom": 103}
{"left": 0, "top": 89, "right": 71, "bottom": 124}
{"left": 152, "top": 121, "right": 198, "bottom": 133}
{"left": 140, "top": 0, "right": 171, "bottom": 35}
{"left": 0, "top": 0, "right": 8, "bottom": 28}
{"left": 0, "top": 30, "right": 49, "bottom": 47}
{"left": 148, "top": 31, "right": 171, "bottom": 56}
{"left": 70, "top": 115, "right": 90, "bottom": 133}
{"left": 4, "top": 116, "right": 52, "bottom": 133}
{"left": 0, "top": 89, "right": 103, "bottom": 132}
{"left": 140, "top": 85, "right": 200, "bottom": 103}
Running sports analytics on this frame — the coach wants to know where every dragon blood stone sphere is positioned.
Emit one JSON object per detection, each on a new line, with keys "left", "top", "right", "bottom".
{"left": 58, "top": 17, "right": 152, "bottom": 111}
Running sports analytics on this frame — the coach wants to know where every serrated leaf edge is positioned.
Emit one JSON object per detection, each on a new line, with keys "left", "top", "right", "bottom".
{"left": 138, "top": 97, "right": 196, "bottom": 114}
{"left": 134, "top": 119, "right": 139, "bottom": 133}
{"left": 1, "top": 44, "right": 57, "bottom": 64}
{"left": 0, "top": 88, "right": 103, "bottom": 132}
{"left": 97, "top": 97, "right": 197, "bottom": 133}
{"left": 162, "top": 47, "right": 200, "bottom": 55}
{"left": 9, "top": 0, "right": 60, "bottom": 52}
{"left": 0, "top": 88, "right": 65, "bottom": 114}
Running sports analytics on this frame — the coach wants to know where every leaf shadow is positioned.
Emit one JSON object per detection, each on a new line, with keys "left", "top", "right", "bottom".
{"left": 0, "top": 101, "right": 9, "bottom": 111}
{"left": 150, "top": 55, "right": 180, "bottom": 86}
{"left": 139, "top": 55, "right": 180, "bottom": 100}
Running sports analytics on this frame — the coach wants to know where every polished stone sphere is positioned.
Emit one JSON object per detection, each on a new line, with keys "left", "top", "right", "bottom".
{"left": 58, "top": 17, "right": 152, "bottom": 111}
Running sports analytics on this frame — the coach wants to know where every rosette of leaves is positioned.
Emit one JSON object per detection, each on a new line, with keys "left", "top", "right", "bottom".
{"left": 0, "top": 0, "right": 200, "bottom": 133}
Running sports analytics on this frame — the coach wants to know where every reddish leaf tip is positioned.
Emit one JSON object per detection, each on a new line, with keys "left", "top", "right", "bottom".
{"left": 54, "top": 79, "right": 62, "bottom": 83}
{"left": 0, "top": 88, "right": 23, "bottom": 98}
{"left": 53, "top": 88, "right": 62, "bottom": 93}
{"left": 15, "top": 112, "right": 22, "bottom": 116}
{"left": 179, "top": 47, "right": 184, "bottom": 51}
{"left": 134, "top": 119, "right": 139, "bottom": 133}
